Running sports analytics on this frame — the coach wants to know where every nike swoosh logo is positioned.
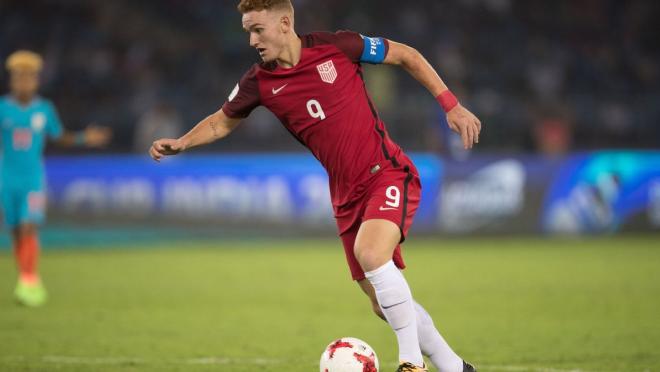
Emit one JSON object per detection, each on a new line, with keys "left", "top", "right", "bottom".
{"left": 272, "top": 84, "right": 288, "bottom": 95}
{"left": 382, "top": 300, "right": 407, "bottom": 310}
{"left": 379, "top": 206, "right": 398, "bottom": 211}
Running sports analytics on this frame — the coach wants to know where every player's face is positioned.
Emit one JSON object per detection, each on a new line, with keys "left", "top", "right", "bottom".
{"left": 10, "top": 69, "right": 40, "bottom": 98}
{"left": 242, "top": 10, "right": 288, "bottom": 62}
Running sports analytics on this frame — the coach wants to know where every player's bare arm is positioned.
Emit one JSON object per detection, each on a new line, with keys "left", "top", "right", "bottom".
{"left": 149, "top": 108, "right": 241, "bottom": 161}
{"left": 384, "top": 41, "right": 482, "bottom": 149}
{"left": 56, "top": 125, "right": 112, "bottom": 148}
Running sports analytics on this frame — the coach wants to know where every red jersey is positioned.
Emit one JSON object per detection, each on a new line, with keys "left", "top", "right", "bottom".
{"left": 222, "top": 31, "right": 414, "bottom": 207}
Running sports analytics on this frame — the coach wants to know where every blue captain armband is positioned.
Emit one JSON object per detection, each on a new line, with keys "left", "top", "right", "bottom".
{"left": 360, "top": 35, "right": 387, "bottom": 64}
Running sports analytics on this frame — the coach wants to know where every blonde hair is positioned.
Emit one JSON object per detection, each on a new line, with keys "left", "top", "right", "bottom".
{"left": 237, "top": 0, "right": 293, "bottom": 14}
{"left": 6, "top": 50, "right": 43, "bottom": 72}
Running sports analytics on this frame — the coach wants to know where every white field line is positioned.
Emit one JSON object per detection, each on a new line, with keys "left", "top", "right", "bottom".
{"left": 1, "top": 356, "right": 634, "bottom": 372}
{"left": 43, "top": 356, "right": 146, "bottom": 365}
{"left": 186, "top": 357, "right": 283, "bottom": 365}
{"left": 1, "top": 355, "right": 284, "bottom": 366}
{"left": 479, "top": 365, "right": 647, "bottom": 372}
{"left": 481, "top": 365, "right": 590, "bottom": 372}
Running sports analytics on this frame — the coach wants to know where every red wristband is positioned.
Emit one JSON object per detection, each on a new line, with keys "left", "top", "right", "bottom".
{"left": 436, "top": 90, "right": 458, "bottom": 113}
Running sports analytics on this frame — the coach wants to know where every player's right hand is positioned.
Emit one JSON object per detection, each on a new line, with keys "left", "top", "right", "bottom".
{"left": 446, "top": 104, "right": 482, "bottom": 150}
{"left": 150, "top": 138, "right": 185, "bottom": 162}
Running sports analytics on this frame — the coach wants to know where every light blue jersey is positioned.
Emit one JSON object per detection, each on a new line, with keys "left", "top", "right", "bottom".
{"left": 0, "top": 95, "right": 63, "bottom": 226}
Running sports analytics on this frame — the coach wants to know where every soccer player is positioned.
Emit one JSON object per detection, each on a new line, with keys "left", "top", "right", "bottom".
{"left": 1, "top": 50, "right": 112, "bottom": 307}
{"left": 150, "top": 1, "right": 481, "bottom": 371}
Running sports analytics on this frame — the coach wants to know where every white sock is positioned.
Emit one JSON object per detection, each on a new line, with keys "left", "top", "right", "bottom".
{"left": 365, "top": 260, "right": 424, "bottom": 367}
{"left": 414, "top": 301, "right": 463, "bottom": 372}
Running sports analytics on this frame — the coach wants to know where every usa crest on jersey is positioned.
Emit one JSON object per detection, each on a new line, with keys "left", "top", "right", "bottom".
{"left": 316, "top": 60, "right": 337, "bottom": 84}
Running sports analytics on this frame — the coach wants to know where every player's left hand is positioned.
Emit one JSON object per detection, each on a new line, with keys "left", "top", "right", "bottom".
{"left": 446, "top": 104, "right": 481, "bottom": 149}
{"left": 84, "top": 124, "right": 113, "bottom": 147}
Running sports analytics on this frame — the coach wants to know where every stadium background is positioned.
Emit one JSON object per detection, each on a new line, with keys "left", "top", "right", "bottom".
{"left": 1, "top": 0, "right": 659, "bottom": 371}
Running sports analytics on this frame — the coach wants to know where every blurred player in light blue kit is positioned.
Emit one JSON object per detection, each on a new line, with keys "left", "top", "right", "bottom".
{"left": 1, "top": 50, "right": 111, "bottom": 307}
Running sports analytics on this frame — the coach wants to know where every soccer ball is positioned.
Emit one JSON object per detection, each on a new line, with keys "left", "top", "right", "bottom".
{"left": 319, "top": 337, "right": 379, "bottom": 372}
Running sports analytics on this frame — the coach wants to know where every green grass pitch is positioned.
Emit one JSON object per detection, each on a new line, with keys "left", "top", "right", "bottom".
{"left": 0, "top": 235, "right": 659, "bottom": 371}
